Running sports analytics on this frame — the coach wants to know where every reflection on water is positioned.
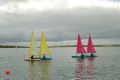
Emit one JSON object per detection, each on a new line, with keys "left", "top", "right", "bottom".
{"left": 87, "top": 58, "right": 95, "bottom": 80}
{"left": 76, "top": 58, "right": 95, "bottom": 80}
{"left": 1, "top": 47, "right": 120, "bottom": 79}
{"left": 76, "top": 59, "right": 85, "bottom": 80}
{"left": 27, "top": 61, "right": 50, "bottom": 80}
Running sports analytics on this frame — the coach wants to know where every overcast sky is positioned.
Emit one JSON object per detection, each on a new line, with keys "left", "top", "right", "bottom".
{"left": 0, "top": 0, "right": 120, "bottom": 43}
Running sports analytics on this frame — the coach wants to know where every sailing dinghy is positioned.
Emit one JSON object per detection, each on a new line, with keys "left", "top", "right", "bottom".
{"left": 39, "top": 32, "right": 52, "bottom": 60}
{"left": 87, "top": 34, "right": 97, "bottom": 57}
{"left": 72, "top": 34, "right": 87, "bottom": 58}
{"left": 24, "top": 31, "right": 40, "bottom": 61}
{"left": 24, "top": 32, "right": 52, "bottom": 61}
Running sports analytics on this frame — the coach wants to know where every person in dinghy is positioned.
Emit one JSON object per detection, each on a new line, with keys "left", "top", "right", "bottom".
{"left": 43, "top": 54, "right": 47, "bottom": 60}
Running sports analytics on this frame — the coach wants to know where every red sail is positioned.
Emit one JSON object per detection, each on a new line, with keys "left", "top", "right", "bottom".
{"left": 76, "top": 34, "right": 86, "bottom": 54}
{"left": 87, "top": 34, "right": 96, "bottom": 53}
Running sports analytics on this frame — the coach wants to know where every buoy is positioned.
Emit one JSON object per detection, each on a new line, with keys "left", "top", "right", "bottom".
{"left": 5, "top": 69, "right": 11, "bottom": 75}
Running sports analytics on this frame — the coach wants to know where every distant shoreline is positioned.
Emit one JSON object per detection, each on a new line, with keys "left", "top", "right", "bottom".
{"left": 49, "top": 44, "right": 120, "bottom": 48}
{"left": 0, "top": 44, "right": 120, "bottom": 48}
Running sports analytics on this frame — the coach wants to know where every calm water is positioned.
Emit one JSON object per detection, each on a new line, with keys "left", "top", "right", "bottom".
{"left": 0, "top": 47, "right": 120, "bottom": 80}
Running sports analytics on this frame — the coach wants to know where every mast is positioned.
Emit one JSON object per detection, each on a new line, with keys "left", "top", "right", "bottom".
{"left": 87, "top": 34, "right": 96, "bottom": 53}
{"left": 76, "top": 34, "right": 86, "bottom": 54}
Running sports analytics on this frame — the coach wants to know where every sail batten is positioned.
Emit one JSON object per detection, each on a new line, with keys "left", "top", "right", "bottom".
{"left": 76, "top": 34, "right": 86, "bottom": 54}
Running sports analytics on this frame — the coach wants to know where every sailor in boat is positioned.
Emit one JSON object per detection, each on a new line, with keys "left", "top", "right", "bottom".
{"left": 91, "top": 53, "right": 94, "bottom": 57}
{"left": 43, "top": 54, "right": 46, "bottom": 60}
{"left": 31, "top": 55, "right": 34, "bottom": 59}
{"left": 81, "top": 54, "right": 84, "bottom": 58}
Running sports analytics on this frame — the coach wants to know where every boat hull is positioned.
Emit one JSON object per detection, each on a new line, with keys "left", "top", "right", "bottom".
{"left": 24, "top": 57, "right": 52, "bottom": 61}
{"left": 24, "top": 58, "right": 40, "bottom": 61}
{"left": 86, "top": 55, "right": 97, "bottom": 57}
{"left": 72, "top": 55, "right": 97, "bottom": 58}
{"left": 40, "top": 58, "right": 52, "bottom": 60}
{"left": 72, "top": 55, "right": 88, "bottom": 58}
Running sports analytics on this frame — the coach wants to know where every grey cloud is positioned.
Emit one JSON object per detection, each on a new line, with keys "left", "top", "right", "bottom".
{"left": 0, "top": 0, "right": 27, "bottom": 3}
{"left": 0, "top": 7, "right": 120, "bottom": 43}
{"left": 108, "top": 0, "right": 120, "bottom": 2}
{"left": 0, "top": 1, "right": 26, "bottom": 6}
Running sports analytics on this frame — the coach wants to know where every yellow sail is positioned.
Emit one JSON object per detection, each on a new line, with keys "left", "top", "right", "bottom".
{"left": 39, "top": 32, "right": 51, "bottom": 56}
{"left": 29, "top": 31, "right": 39, "bottom": 59}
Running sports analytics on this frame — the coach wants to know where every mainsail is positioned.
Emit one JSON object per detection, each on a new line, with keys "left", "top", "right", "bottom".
{"left": 76, "top": 34, "right": 86, "bottom": 54}
{"left": 87, "top": 34, "right": 96, "bottom": 53}
{"left": 39, "top": 32, "right": 51, "bottom": 56}
{"left": 29, "top": 31, "right": 39, "bottom": 59}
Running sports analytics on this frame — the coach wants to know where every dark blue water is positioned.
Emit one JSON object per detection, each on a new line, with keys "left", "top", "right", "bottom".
{"left": 0, "top": 47, "right": 120, "bottom": 80}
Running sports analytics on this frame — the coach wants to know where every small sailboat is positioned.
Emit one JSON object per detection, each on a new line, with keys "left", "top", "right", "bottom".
{"left": 39, "top": 32, "right": 52, "bottom": 60}
{"left": 72, "top": 34, "right": 86, "bottom": 58}
{"left": 87, "top": 34, "right": 97, "bottom": 57}
{"left": 24, "top": 31, "right": 40, "bottom": 61}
